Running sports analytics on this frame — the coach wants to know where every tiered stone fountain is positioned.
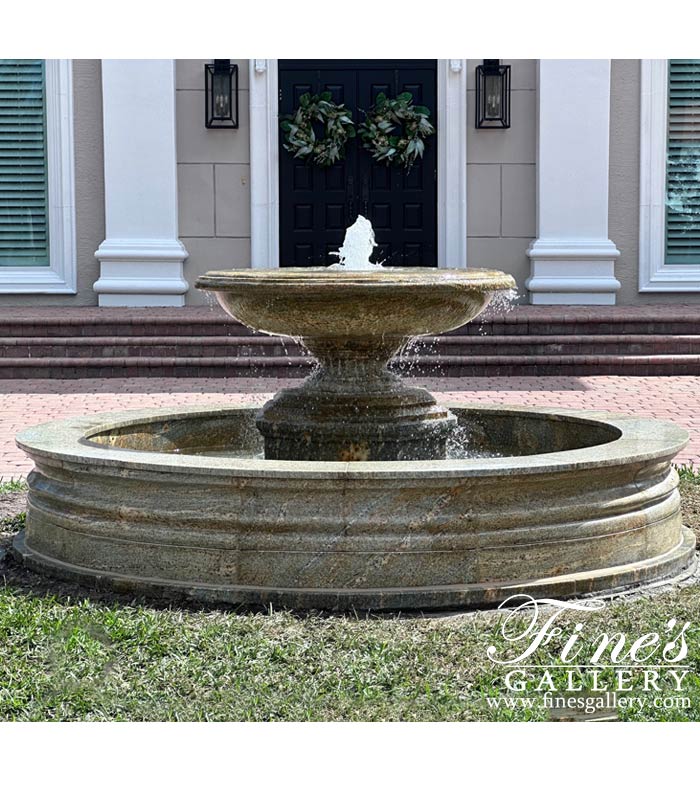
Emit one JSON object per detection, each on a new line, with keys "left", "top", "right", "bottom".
{"left": 198, "top": 217, "right": 511, "bottom": 463}
{"left": 13, "top": 218, "right": 696, "bottom": 610}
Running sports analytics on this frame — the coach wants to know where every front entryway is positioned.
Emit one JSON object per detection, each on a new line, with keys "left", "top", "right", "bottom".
{"left": 278, "top": 60, "right": 437, "bottom": 267}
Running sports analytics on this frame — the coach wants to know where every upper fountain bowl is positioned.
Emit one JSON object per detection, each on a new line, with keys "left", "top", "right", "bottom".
{"left": 195, "top": 268, "right": 516, "bottom": 338}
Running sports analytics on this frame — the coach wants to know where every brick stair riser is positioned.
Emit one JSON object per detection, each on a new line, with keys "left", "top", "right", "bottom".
{"left": 0, "top": 323, "right": 252, "bottom": 339}
{"left": 1, "top": 319, "right": 699, "bottom": 339}
{"left": 2, "top": 354, "right": 700, "bottom": 379}
{"left": 0, "top": 342, "right": 304, "bottom": 359}
{"left": 2, "top": 364, "right": 698, "bottom": 379}
{"left": 0, "top": 346, "right": 683, "bottom": 359}
{"left": 430, "top": 363, "right": 700, "bottom": 377}
{"left": 461, "top": 323, "right": 700, "bottom": 337}
{"left": 404, "top": 338, "right": 700, "bottom": 357}
{"left": 2, "top": 334, "right": 699, "bottom": 360}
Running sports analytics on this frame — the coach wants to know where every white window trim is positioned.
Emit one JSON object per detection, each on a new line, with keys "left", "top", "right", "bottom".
{"left": 0, "top": 59, "right": 76, "bottom": 294}
{"left": 249, "top": 59, "right": 468, "bottom": 268}
{"left": 639, "top": 59, "right": 700, "bottom": 292}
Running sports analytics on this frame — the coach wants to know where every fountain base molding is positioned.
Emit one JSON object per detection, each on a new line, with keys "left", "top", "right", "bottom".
{"left": 15, "top": 404, "right": 697, "bottom": 611}
{"left": 258, "top": 383, "right": 456, "bottom": 462}
{"left": 257, "top": 341, "right": 456, "bottom": 460}
{"left": 12, "top": 529, "right": 696, "bottom": 611}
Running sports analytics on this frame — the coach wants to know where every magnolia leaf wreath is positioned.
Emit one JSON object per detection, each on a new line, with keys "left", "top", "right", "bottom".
{"left": 359, "top": 92, "right": 435, "bottom": 168}
{"left": 280, "top": 92, "right": 356, "bottom": 167}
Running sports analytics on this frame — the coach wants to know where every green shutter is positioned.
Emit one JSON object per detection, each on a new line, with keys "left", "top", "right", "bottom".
{"left": 665, "top": 60, "right": 700, "bottom": 264}
{"left": 0, "top": 59, "right": 49, "bottom": 267}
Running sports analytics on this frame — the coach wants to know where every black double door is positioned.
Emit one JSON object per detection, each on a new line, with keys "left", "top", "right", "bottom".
{"left": 278, "top": 60, "right": 437, "bottom": 268}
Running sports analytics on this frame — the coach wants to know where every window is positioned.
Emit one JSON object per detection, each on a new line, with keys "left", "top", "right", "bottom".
{"left": 640, "top": 59, "right": 700, "bottom": 291}
{"left": 0, "top": 59, "right": 75, "bottom": 293}
{"left": 0, "top": 60, "right": 49, "bottom": 267}
{"left": 665, "top": 60, "right": 700, "bottom": 265}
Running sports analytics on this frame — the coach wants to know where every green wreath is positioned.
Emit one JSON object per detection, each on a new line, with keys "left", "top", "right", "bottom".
{"left": 358, "top": 92, "right": 435, "bottom": 169}
{"left": 280, "top": 92, "right": 356, "bottom": 167}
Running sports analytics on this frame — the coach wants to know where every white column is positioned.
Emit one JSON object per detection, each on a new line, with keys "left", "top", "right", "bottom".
{"left": 437, "top": 59, "right": 468, "bottom": 268}
{"left": 249, "top": 59, "right": 279, "bottom": 268}
{"left": 94, "top": 60, "right": 188, "bottom": 306}
{"left": 526, "top": 60, "right": 620, "bottom": 305}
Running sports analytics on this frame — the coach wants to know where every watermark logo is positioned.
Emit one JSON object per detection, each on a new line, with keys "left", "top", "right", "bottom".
{"left": 484, "top": 594, "right": 693, "bottom": 719}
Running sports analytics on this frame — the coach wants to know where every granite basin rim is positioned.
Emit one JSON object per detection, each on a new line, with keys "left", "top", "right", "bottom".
{"left": 194, "top": 268, "right": 517, "bottom": 292}
{"left": 15, "top": 403, "right": 689, "bottom": 479}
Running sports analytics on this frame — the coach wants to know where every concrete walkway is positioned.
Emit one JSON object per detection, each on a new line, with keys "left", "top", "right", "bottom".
{"left": 1, "top": 375, "right": 699, "bottom": 478}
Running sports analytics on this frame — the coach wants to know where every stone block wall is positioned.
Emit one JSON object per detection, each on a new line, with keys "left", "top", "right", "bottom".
{"left": 466, "top": 59, "right": 536, "bottom": 300}
{"left": 176, "top": 60, "right": 251, "bottom": 305}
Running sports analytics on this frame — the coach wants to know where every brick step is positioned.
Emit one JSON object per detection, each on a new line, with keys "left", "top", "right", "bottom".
{"left": 0, "top": 356, "right": 312, "bottom": 379}
{"left": 412, "top": 334, "right": 700, "bottom": 357}
{"left": 1, "top": 353, "right": 700, "bottom": 379}
{"left": 412, "top": 354, "right": 700, "bottom": 377}
{"left": 0, "top": 335, "right": 302, "bottom": 359}
{"left": 0, "top": 306, "right": 698, "bottom": 377}
{"left": 2, "top": 322, "right": 699, "bottom": 339}
{"left": 0, "top": 311, "right": 698, "bottom": 339}
{"left": 0, "top": 320, "right": 251, "bottom": 339}
{"left": 471, "top": 320, "right": 700, "bottom": 337}
{"left": 1, "top": 333, "right": 699, "bottom": 360}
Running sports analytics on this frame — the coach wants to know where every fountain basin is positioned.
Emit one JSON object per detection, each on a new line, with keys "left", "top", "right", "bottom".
{"left": 195, "top": 268, "right": 515, "bottom": 339}
{"left": 14, "top": 403, "right": 696, "bottom": 611}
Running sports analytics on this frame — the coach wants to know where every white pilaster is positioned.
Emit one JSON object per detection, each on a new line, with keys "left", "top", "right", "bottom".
{"left": 437, "top": 59, "right": 468, "bottom": 268}
{"left": 94, "top": 60, "right": 188, "bottom": 306}
{"left": 249, "top": 59, "right": 279, "bottom": 268}
{"left": 526, "top": 60, "right": 620, "bottom": 305}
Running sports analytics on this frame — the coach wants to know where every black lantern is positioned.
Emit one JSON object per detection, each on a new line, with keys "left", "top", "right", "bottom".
{"left": 475, "top": 60, "right": 511, "bottom": 129}
{"left": 205, "top": 60, "right": 238, "bottom": 129}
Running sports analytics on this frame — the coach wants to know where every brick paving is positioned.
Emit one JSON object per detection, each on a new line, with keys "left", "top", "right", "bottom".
{"left": 0, "top": 375, "right": 698, "bottom": 479}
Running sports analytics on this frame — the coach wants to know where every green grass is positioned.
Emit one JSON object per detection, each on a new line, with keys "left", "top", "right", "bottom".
{"left": 0, "top": 478, "right": 27, "bottom": 495}
{"left": 0, "top": 511, "right": 24, "bottom": 536}
{"left": 677, "top": 464, "right": 700, "bottom": 485}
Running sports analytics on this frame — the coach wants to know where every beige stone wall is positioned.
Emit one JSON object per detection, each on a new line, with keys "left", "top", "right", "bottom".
{"left": 173, "top": 58, "right": 700, "bottom": 308}
{"left": 466, "top": 59, "right": 536, "bottom": 301}
{"left": 176, "top": 60, "right": 251, "bottom": 306}
{"left": 0, "top": 59, "right": 104, "bottom": 307}
{"left": 175, "top": 59, "right": 537, "bottom": 305}
{"left": 609, "top": 59, "right": 700, "bottom": 305}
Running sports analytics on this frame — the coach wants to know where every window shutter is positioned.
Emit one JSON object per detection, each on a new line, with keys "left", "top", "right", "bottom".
{"left": 0, "top": 59, "right": 49, "bottom": 267}
{"left": 665, "top": 60, "right": 700, "bottom": 264}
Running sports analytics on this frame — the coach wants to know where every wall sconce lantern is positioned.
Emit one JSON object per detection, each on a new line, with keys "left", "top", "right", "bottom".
{"left": 475, "top": 59, "right": 511, "bottom": 129}
{"left": 205, "top": 60, "right": 238, "bottom": 129}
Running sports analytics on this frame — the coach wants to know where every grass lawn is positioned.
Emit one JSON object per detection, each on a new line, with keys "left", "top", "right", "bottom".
{"left": 1, "top": 475, "right": 699, "bottom": 722}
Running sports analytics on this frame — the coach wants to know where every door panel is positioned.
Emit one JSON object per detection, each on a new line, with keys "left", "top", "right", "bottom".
{"left": 278, "top": 60, "right": 437, "bottom": 267}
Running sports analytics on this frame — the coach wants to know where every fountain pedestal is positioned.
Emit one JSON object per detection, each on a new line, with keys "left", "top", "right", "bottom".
{"left": 257, "top": 335, "right": 455, "bottom": 461}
